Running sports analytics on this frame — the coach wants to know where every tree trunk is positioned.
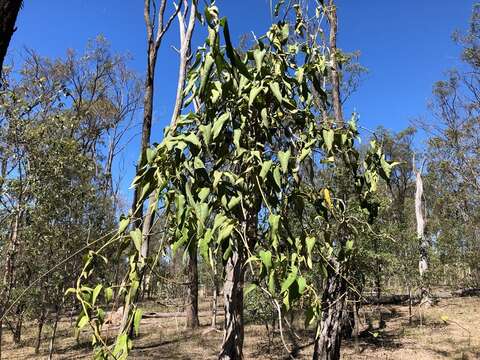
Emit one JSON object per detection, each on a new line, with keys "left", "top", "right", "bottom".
{"left": 12, "top": 311, "right": 22, "bottom": 344}
{"left": 35, "top": 317, "right": 44, "bottom": 354}
{"left": 211, "top": 269, "right": 218, "bottom": 328}
{"left": 414, "top": 156, "right": 430, "bottom": 305}
{"left": 326, "top": 0, "right": 343, "bottom": 126}
{"left": 186, "top": 246, "right": 199, "bottom": 329}
{"left": 47, "top": 311, "right": 60, "bottom": 360}
{"left": 312, "top": 261, "right": 346, "bottom": 360}
{"left": 0, "top": 319, "right": 3, "bottom": 360}
{"left": 219, "top": 246, "right": 244, "bottom": 360}
{"left": 0, "top": 0, "right": 22, "bottom": 77}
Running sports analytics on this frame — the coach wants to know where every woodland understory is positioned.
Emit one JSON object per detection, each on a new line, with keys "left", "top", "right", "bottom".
{"left": 1, "top": 1, "right": 480, "bottom": 360}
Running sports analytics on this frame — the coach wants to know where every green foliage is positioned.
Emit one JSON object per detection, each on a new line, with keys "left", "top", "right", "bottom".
{"left": 71, "top": 3, "right": 392, "bottom": 358}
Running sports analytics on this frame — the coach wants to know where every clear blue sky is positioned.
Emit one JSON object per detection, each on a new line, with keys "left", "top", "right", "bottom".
{"left": 7, "top": 0, "right": 475, "bottom": 203}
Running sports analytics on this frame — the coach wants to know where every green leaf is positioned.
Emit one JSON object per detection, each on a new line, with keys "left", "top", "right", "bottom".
{"left": 228, "top": 196, "right": 241, "bottom": 210}
{"left": 269, "top": 82, "right": 283, "bottom": 103}
{"left": 92, "top": 284, "right": 102, "bottom": 306}
{"left": 194, "top": 157, "right": 205, "bottom": 170}
{"left": 323, "top": 129, "right": 334, "bottom": 152}
{"left": 273, "top": 167, "right": 281, "bottom": 188}
{"left": 218, "top": 223, "right": 234, "bottom": 243}
{"left": 254, "top": 48, "right": 266, "bottom": 72}
{"left": 296, "top": 66, "right": 305, "bottom": 84}
{"left": 306, "top": 236, "right": 316, "bottom": 256}
{"left": 278, "top": 149, "right": 290, "bottom": 174}
{"left": 244, "top": 283, "right": 257, "bottom": 296}
{"left": 259, "top": 250, "right": 272, "bottom": 271}
{"left": 184, "top": 133, "right": 202, "bottom": 149}
{"left": 249, "top": 86, "right": 263, "bottom": 107}
{"left": 380, "top": 156, "right": 400, "bottom": 179}
{"left": 77, "top": 314, "right": 89, "bottom": 329}
{"left": 130, "top": 229, "right": 142, "bottom": 253}
{"left": 104, "top": 287, "right": 114, "bottom": 303}
{"left": 199, "top": 123, "right": 212, "bottom": 145}
{"left": 268, "top": 271, "right": 276, "bottom": 293}
{"left": 299, "top": 147, "right": 311, "bottom": 162}
{"left": 199, "top": 53, "right": 215, "bottom": 94}
{"left": 260, "top": 160, "right": 273, "bottom": 179}
{"left": 212, "top": 113, "right": 230, "bottom": 140}
{"left": 146, "top": 148, "right": 156, "bottom": 163}
{"left": 196, "top": 203, "right": 209, "bottom": 225}
{"left": 118, "top": 217, "right": 130, "bottom": 234}
{"left": 198, "top": 188, "right": 210, "bottom": 202}
{"left": 297, "top": 277, "right": 307, "bottom": 295}
{"left": 133, "top": 309, "right": 143, "bottom": 336}
{"left": 281, "top": 266, "right": 298, "bottom": 293}
{"left": 199, "top": 228, "right": 213, "bottom": 261}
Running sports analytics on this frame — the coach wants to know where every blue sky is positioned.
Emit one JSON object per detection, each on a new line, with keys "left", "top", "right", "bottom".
{"left": 7, "top": 0, "right": 475, "bottom": 202}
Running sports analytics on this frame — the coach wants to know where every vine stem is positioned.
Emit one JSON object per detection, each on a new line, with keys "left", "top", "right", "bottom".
{"left": 0, "top": 228, "right": 118, "bottom": 322}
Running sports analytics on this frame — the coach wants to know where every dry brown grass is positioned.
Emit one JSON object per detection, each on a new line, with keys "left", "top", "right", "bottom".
{"left": 2, "top": 297, "right": 480, "bottom": 359}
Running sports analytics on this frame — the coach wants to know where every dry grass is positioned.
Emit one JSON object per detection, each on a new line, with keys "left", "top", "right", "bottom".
{"left": 2, "top": 297, "right": 480, "bottom": 359}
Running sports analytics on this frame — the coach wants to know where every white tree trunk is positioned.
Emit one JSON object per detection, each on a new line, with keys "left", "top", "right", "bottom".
{"left": 414, "top": 157, "right": 430, "bottom": 305}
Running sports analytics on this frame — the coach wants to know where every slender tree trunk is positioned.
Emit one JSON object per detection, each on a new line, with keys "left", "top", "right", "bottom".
{"left": 312, "top": 260, "right": 346, "bottom": 360}
{"left": 35, "top": 316, "right": 45, "bottom": 354}
{"left": 414, "top": 156, "right": 430, "bottom": 305}
{"left": 171, "top": 0, "right": 197, "bottom": 126}
{"left": 312, "top": 3, "right": 348, "bottom": 359}
{"left": 0, "top": 319, "right": 3, "bottom": 360}
{"left": 186, "top": 246, "right": 200, "bottom": 329}
{"left": 211, "top": 267, "right": 219, "bottom": 328}
{"left": 12, "top": 310, "right": 23, "bottom": 344}
{"left": 47, "top": 311, "right": 60, "bottom": 360}
{"left": 219, "top": 210, "right": 256, "bottom": 360}
{"left": 0, "top": 0, "right": 22, "bottom": 78}
{"left": 326, "top": 0, "right": 343, "bottom": 127}
{"left": 219, "top": 245, "right": 244, "bottom": 360}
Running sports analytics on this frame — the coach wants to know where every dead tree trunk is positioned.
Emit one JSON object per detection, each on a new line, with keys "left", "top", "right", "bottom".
{"left": 186, "top": 246, "right": 200, "bottom": 328}
{"left": 0, "top": 0, "right": 22, "bottom": 78}
{"left": 414, "top": 155, "right": 430, "bottom": 305}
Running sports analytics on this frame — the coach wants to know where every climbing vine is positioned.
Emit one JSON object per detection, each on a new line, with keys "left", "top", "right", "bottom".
{"left": 70, "top": 2, "right": 394, "bottom": 359}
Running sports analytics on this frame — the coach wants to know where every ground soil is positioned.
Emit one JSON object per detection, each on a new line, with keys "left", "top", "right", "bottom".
{"left": 2, "top": 296, "right": 479, "bottom": 359}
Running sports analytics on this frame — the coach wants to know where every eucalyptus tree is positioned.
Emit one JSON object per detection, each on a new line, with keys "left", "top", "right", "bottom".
{"left": 72, "top": 2, "right": 393, "bottom": 360}
{"left": 421, "top": 3, "right": 480, "bottom": 288}
{"left": 0, "top": 40, "right": 140, "bottom": 357}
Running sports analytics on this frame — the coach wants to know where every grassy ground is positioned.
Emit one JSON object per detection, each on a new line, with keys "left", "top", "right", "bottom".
{"left": 2, "top": 296, "right": 479, "bottom": 359}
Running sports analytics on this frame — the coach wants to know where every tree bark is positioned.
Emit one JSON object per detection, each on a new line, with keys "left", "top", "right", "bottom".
{"left": 211, "top": 265, "right": 219, "bottom": 328}
{"left": 120, "top": 1, "right": 181, "bottom": 338}
{"left": 414, "top": 155, "right": 430, "bottom": 305}
{"left": 47, "top": 311, "right": 59, "bottom": 360}
{"left": 325, "top": 0, "right": 343, "bottom": 127}
{"left": 219, "top": 245, "right": 244, "bottom": 360}
{"left": 0, "top": 319, "right": 3, "bottom": 359}
{"left": 186, "top": 246, "right": 200, "bottom": 328}
{"left": 312, "top": 260, "right": 346, "bottom": 360}
{"left": 35, "top": 316, "right": 44, "bottom": 354}
{"left": 12, "top": 309, "right": 23, "bottom": 344}
{"left": 0, "top": 0, "right": 22, "bottom": 78}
